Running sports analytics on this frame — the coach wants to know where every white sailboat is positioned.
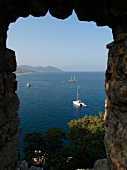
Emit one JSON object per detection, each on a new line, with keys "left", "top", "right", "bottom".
{"left": 73, "top": 86, "right": 86, "bottom": 107}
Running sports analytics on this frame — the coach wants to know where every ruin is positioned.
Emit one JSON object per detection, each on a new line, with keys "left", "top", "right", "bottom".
{"left": 0, "top": 0, "right": 127, "bottom": 169}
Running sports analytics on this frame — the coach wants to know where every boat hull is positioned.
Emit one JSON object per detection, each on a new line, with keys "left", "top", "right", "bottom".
{"left": 73, "top": 100, "right": 86, "bottom": 107}
{"left": 68, "top": 80, "right": 76, "bottom": 82}
{"left": 26, "top": 83, "right": 31, "bottom": 87}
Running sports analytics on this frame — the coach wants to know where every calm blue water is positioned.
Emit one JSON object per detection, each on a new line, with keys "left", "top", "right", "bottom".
{"left": 16, "top": 72, "right": 106, "bottom": 153}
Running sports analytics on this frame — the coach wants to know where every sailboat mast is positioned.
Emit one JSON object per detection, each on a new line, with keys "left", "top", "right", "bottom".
{"left": 77, "top": 85, "right": 79, "bottom": 101}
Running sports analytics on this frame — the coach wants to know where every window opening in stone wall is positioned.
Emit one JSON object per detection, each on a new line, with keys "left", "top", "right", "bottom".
{"left": 7, "top": 12, "right": 113, "bottom": 168}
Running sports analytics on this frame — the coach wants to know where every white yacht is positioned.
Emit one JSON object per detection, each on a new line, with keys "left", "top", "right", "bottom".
{"left": 26, "top": 83, "right": 31, "bottom": 87}
{"left": 73, "top": 86, "right": 86, "bottom": 107}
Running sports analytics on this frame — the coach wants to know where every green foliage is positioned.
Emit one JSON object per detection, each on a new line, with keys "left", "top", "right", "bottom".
{"left": 44, "top": 128, "right": 66, "bottom": 153}
{"left": 23, "top": 128, "right": 67, "bottom": 168}
{"left": 68, "top": 113, "right": 105, "bottom": 169}
{"left": 23, "top": 113, "right": 106, "bottom": 169}
{"left": 46, "top": 146, "right": 75, "bottom": 170}
{"left": 23, "top": 132, "right": 45, "bottom": 166}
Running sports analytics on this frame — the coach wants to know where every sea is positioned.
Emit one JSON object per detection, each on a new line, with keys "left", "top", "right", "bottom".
{"left": 16, "top": 72, "right": 107, "bottom": 154}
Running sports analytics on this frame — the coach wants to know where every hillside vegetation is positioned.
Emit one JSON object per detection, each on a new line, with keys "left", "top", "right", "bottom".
{"left": 22, "top": 113, "right": 106, "bottom": 169}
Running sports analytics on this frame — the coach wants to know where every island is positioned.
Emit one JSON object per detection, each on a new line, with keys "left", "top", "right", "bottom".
{"left": 15, "top": 65, "right": 63, "bottom": 74}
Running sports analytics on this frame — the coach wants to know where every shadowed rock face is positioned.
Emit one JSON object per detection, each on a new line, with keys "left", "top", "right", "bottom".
{"left": 1, "top": 0, "right": 127, "bottom": 169}
{"left": 0, "top": 0, "right": 127, "bottom": 27}
{"left": 0, "top": 48, "right": 20, "bottom": 170}
{"left": 105, "top": 25, "right": 127, "bottom": 170}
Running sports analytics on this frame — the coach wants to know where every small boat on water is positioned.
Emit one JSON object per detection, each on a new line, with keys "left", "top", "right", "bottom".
{"left": 26, "top": 83, "right": 31, "bottom": 87}
{"left": 73, "top": 86, "right": 86, "bottom": 107}
{"left": 68, "top": 76, "right": 77, "bottom": 82}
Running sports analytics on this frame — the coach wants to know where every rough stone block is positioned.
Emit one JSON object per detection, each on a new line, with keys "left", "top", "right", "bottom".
{"left": 94, "top": 159, "right": 109, "bottom": 170}
{"left": 0, "top": 133, "right": 19, "bottom": 170}
{"left": 6, "top": 48, "right": 17, "bottom": 72}
{"left": 0, "top": 75, "right": 4, "bottom": 100}
{"left": 4, "top": 72, "right": 17, "bottom": 92}
{"left": 0, "top": 108, "right": 6, "bottom": 128}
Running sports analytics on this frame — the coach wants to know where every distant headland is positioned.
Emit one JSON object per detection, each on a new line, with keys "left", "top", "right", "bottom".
{"left": 15, "top": 65, "right": 63, "bottom": 74}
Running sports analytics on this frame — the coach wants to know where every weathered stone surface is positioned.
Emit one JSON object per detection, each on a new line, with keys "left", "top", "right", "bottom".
{"left": 0, "top": 75, "right": 4, "bottom": 100}
{"left": 48, "top": 0, "right": 73, "bottom": 19}
{"left": 0, "top": 133, "right": 19, "bottom": 170}
{"left": 105, "top": 29, "right": 127, "bottom": 170}
{"left": 6, "top": 48, "right": 17, "bottom": 72}
{"left": 29, "top": 166, "right": 43, "bottom": 170}
{"left": 1, "top": 0, "right": 127, "bottom": 26}
{"left": 0, "top": 72, "right": 20, "bottom": 169}
{"left": 105, "top": 37, "right": 127, "bottom": 104}
{"left": 0, "top": 48, "right": 16, "bottom": 72}
{"left": 1, "top": 1, "right": 127, "bottom": 170}
{"left": 94, "top": 159, "right": 109, "bottom": 170}
{"left": 17, "top": 160, "right": 28, "bottom": 170}
{"left": 25, "top": 0, "right": 48, "bottom": 17}
{"left": 104, "top": 109, "right": 127, "bottom": 170}
{"left": 0, "top": 109, "right": 6, "bottom": 128}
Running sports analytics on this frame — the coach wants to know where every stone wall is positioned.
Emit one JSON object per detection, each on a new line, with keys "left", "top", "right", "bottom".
{"left": 1, "top": 1, "right": 127, "bottom": 169}
{"left": 104, "top": 25, "right": 127, "bottom": 170}
{"left": 0, "top": 71, "right": 20, "bottom": 170}
{"left": 0, "top": 23, "right": 20, "bottom": 169}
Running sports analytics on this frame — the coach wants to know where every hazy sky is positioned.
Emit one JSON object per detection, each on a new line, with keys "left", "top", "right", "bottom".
{"left": 7, "top": 11, "right": 113, "bottom": 72}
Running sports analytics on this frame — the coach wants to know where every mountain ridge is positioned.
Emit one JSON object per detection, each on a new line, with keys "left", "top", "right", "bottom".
{"left": 16, "top": 65, "right": 63, "bottom": 73}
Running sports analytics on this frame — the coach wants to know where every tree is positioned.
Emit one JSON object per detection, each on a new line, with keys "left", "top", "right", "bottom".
{"left": 23, "top": 132, "right": 45, "bottom": 167}
{"left": 44, "top": 128, "right": 66, "bottom": 153}
{"left": 23, "top": 128, "right": 68, "bottom": 169}
{"left": 68, "top": 113, "right": 106, "bottom": 169}
{"left": 23, "top": 114, "right": 106, "bottom": 169}
{"left": 43, "top": 128, "right": 70, "bottom": 169}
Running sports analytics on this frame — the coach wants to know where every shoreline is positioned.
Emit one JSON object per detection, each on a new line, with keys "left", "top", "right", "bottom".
{"left": 16, "top": 72, "right": 33, "bottom": 75}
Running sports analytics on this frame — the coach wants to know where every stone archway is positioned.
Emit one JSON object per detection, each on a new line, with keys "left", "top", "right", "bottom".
{"left": 0, "top": 1, "right": 127, "bottom": 169}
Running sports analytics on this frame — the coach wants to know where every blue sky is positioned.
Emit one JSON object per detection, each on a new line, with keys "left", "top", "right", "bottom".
{"left": 7, "top": 11, "right": 113, "bottom": 72}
